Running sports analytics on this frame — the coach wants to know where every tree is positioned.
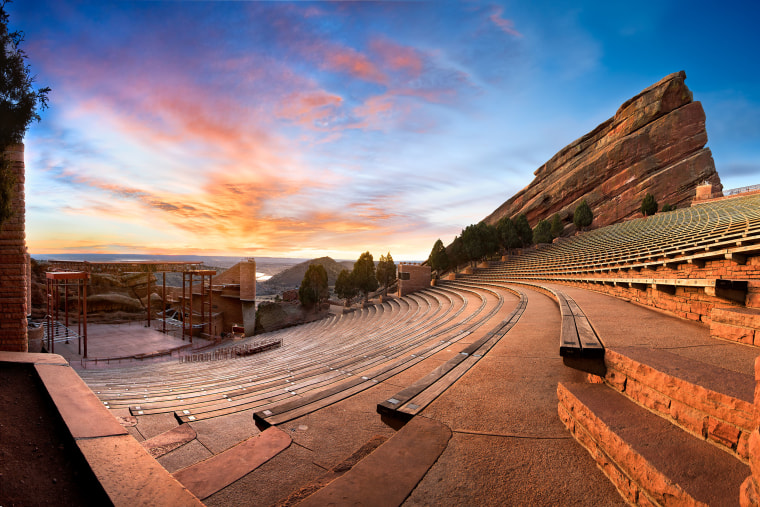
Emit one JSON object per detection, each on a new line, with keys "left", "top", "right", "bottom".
{"left": 533, "top": 219, "right": 552, "bottom": 244}
{"left": 550, "top": 213, "right": 563, "bottom": 239}
{"left": 497, "top": 217, "right": 521, "bottom": 254}
{"left": 352, "top": 251, "right": 378, "bottom": 302}
{"left": 449, "top": 235, "right": 466, "bottom": 272}
{"left": 662, "top": 203, "right": 676, "bottom": 212}
{"left": 641, "top": 193, "right": 658, "bottom": 216}
{"left": 514, "top": 214, "right": 533, "bottom": 247}
{"left": 376, "top": 252, "right": 396, "bottom": 295}
{"left": 428, "top": 239, "right": 449, "bottom": 273}
{"left": 462, "top": 223, "right": 497, "bottom": 266}
{"left": 334, "top": 269, "right": 357, "bottom": 307}
{"left": 298, "top": 263, "right": 328, "bottom": 309}
{"left": 573, "top": 200, "right": 593, "bottom": 231}
{"left": 0, "top": 1, "right": 50, "bottom": 230}
{"left": 479, "top": 222, "right": 499, "bottom": 258}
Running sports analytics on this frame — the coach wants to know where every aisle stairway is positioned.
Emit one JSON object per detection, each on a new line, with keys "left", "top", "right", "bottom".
{"left": 450, "top": 263, "right": 758, "bottom": 506}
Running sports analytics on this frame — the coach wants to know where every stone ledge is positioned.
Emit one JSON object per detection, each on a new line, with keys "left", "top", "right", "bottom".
{"left": 0, "top": 352, "right": 202, "bottom": 506}
{"left": 603, "top": 347, "right": 755, "bottom": 460}
{"left": 558, "top": 381, "right": 749, "bottom": 505}
{"left": 713, "top": 307, "right": 760, "bottom": 329}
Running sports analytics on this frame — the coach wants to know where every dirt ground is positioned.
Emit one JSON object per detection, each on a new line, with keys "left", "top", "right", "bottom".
{"left": 0, "top": 363, "right": 111, "bottom": 506}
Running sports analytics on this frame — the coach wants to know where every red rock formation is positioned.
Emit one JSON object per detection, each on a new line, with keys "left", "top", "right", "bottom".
{"left": 483, "top": 71, "right": 723, "bottom": 232}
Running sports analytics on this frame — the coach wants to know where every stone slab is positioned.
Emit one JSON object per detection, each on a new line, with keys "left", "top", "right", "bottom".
{"left": 712, "top": 307, "right": 760, "bottom": 328}
{"left": 560, "top": 381, "right": 749, "bottom": 506}
{"left": 172, "top": 426, "right": 291, "bottom": 500}
{"left": 78, "top": 434, "right": 202, "bottom": 506}
{"left": 607, "top": 346, "right": 754, "bottom": 403}
{"left": 0, "top": 351, "right": 68, "bottom": 365}
{"left": 35, "top": 363, "right": 127, "bottom": 440}
{"left": 297, "top": 416, "right": 451, "bottom": 507}
{"left": 141, "top": 423, "right": 197, "bottom": 458}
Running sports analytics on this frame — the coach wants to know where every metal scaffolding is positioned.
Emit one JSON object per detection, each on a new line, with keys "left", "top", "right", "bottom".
{"left": 45, "top": 271, "right": 89, "bottom": 357}
{"left": 181, "top": 270, "right": 216, "bottom": 342}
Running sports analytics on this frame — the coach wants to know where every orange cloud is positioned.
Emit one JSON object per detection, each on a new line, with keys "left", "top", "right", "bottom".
{"left": 276, "top": 90, "right": 344, "bottom": 128}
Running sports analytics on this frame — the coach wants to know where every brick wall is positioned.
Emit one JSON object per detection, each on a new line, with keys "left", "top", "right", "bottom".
{"left": 0, "top": 144, "right": 27, "bottom": 351}
{"left": 546, "top": 253, "right": 760, "bottom": 324}
{"left": 398, "top": 264, "right": 431, "bottom": 297}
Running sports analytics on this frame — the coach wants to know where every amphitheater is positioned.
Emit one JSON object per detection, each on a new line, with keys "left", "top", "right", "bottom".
{"left": 3, "top": 72, "right": 760, "bottom": 506}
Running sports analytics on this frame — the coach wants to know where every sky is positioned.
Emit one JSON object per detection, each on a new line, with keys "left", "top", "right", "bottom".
{"left": 10, "top": 0, "right": 760, "bottom": 261}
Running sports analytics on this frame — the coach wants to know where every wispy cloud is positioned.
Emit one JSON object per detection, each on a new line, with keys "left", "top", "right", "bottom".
{"left": 488, "top": 5, "right": 522, "bottom": 37}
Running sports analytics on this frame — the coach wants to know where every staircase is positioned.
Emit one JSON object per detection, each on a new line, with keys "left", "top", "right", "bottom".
{"left": 557, "top": 346, "right": 755, "bottom": 506}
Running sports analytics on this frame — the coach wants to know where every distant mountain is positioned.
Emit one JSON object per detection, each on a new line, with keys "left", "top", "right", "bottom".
{"left": 262, "top": 256, "right": 353, "bottom": 289}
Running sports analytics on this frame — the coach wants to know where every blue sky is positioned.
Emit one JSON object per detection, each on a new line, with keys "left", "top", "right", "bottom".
{"left": 10, "top": 0, "right": 760, "bottom": 260}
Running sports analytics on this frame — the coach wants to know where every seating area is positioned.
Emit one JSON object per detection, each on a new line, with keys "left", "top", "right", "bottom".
{"left": 49, "top": 192, "right": 758, "bottom": 505}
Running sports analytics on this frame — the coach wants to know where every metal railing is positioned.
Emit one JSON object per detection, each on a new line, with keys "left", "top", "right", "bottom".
{"left": 725, "top": 184, "right": 760, "bottom": 196}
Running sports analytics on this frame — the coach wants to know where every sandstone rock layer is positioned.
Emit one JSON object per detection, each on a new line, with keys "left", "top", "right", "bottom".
{"left": 484, "top": 71, "right": 722, "bottom": 231}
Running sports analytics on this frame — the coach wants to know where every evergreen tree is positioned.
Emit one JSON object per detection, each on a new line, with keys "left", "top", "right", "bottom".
{"left": 352, "top": 251, "right": 378, "bottom": 302}
{"left": 514, "top": 214, "right": 533, "bottom": 247}
{"left": 550, "top": 213, "right": 563, "bottom": 239}
{"left": 298, "top": 263, "right": 328, "bottom": 309}
{"left": 334, "top": 269, "right": 357, "bottom": 307}
{"left": 449, "top": 235, "right": 466, "bottom": 272}
{"left": 376, "top": 252, "right": 396, "bottom": 294}
{"left": 641, "top": 193, "right": 658, "bottom": 216}
{"left": 428, "top": 239, "right": 449, "bottom": 273}
{"left": 0, "top": 1, "right": 50, "bottom": 229}
{"left": 573, "top": 200, "right": 593, "bottom": 231}
{"left": 533, "top": 219, "right": 552, "bottom": 244}
{"left": 497, "top": 217, "right": 521, "bottom": 254}
{"left": 479, "top": 222, "right": 499, "bottom": 258}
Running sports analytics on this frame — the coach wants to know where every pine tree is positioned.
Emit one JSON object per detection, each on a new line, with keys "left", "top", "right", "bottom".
{"left": 533, "top": 219, "right": 552, "bottom": 244}
{"left": 352, "top": 251, "right": 378, "bottom": 302}
{"left": 0, "top": 2, "right": 50, "bottom": 229}
{"left": 550, "top": 213, "right": 563, "bottom": 238}
{"left": 334, "top": 269, "right": 357, "bottom": 307}
{"left": 428, "top": 239, "right": 449, "bottom": 273}
{"left": 298, "top": 263, "right": 328, "bottom": 309}
{"left": 641, "top": 193, "right": 658, "bottom": 216}
{"left": 573, "top": 200, "right": 593, "bottom": 231}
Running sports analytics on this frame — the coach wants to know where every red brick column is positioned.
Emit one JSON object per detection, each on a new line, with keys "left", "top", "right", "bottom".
{"left": 0, "top": 144, "right": 28, "bottom": 351}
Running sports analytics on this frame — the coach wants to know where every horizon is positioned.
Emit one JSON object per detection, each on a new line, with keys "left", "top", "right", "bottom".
{"left": 12, "top": 1, "right": 760, "bottom": 259}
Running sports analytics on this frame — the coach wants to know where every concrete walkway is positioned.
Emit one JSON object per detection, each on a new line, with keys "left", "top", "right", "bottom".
{"left": 551, "top": 285, "right": 758, "bottom": 376}
{"left": 404, "top": 286, "right": 625, "bottom": 505}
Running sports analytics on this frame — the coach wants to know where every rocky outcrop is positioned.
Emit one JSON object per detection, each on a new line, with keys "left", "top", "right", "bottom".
{"left": 483, "top": 71, "right": 722, "bottom": 232}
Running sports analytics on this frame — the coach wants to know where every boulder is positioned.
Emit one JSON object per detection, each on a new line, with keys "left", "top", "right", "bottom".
{"left": 483, "top": 71, "right": 722, "bottom": 232}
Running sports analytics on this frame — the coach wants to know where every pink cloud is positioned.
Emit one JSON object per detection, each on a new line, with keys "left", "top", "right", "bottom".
{"left": 369, "top": 38, "right": 424, "bottom": 78}
{"left": 321, "top": 45, "right": 388, "bottom": 84}
{"left": 276, "top": 90, "right": 344, "bottom": 128}
{"left": 489, "top": 5, "right": 522, "bottom": 37}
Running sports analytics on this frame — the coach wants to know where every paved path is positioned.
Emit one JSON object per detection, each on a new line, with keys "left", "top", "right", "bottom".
{"left": 551, "top": 285, "right": 758, "bottom": 376}
{"left": 404, "top": 286, "right": 625, "bottom": 506}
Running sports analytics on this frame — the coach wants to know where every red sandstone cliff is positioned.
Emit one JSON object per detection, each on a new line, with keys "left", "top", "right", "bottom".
{"left": 483, "top": 71, "right": 722, "bottom": 232}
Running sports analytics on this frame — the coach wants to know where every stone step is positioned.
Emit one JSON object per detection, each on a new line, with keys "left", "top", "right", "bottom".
{"left": 295, "top": 416, "right": 451, "bottom": 506}
{"left": 558, "top": 381, "right": 749, "bottom": 506}
{"left": 711, "top": 307, "right": 760, "bottom": 346}
{"left": 172, "top": 427, "right": 291, "bottom": 500}
{"left": 597, "top": 346, "right": 755, "bottom": 461}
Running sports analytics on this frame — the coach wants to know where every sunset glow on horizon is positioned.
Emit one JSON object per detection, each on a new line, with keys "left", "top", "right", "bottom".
{"left": 13, "top": 1, "right": 760, "bottom": 261}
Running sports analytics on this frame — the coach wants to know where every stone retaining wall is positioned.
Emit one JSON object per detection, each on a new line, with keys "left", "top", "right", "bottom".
{"left": 551, "top": 253, "right": 760, "bottom": 325}
{"left": 589, "top": 349, "right": 753, "bottom": 462}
